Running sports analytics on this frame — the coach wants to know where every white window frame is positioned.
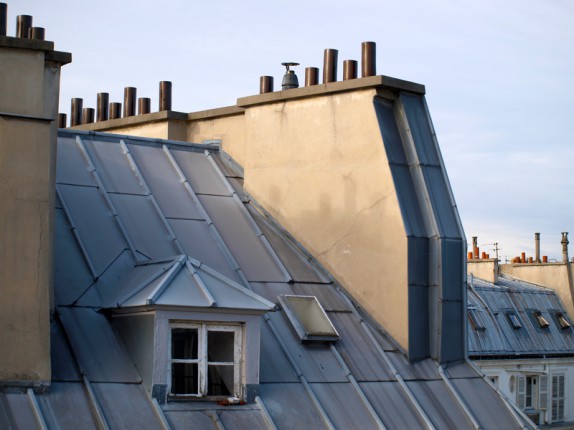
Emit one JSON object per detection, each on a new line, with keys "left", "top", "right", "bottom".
{"left": 168, "top": 322, "right": 243, "bottom": 399}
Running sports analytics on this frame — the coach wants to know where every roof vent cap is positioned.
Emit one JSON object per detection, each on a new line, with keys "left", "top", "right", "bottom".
{"left": 281, "top": 62, "right": 299, "bottom": 90}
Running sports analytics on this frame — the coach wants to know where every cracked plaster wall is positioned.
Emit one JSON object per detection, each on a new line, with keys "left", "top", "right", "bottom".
{"left": 240, "top": 89, "right": 410, "bottom": 351}
{"left": 0, "top": 47, "right": 61, "bottom": 383}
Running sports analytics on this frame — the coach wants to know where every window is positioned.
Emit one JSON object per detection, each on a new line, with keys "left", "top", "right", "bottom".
{"left": 552, "top": 374, "right": 565, "bottom": 422}
{"left": 507, "top": 312, "right": 522, "bottom": 329}
{"left": 533, "top": 312, "right": 550, "bottom": 329}
{"left": 517, "top": 374, "right": 548, "bottom": 414}
{"left": 555, "top": 313, "right": 572, "bottom": 330}
{"left": 170, "top": 323, "right": 242, "bottom": 399}
{"left": 468, "top": 307, "right": 486, "bottom": 331}
{"left": 280, "top": 295, "right": 339, "bottom": 343}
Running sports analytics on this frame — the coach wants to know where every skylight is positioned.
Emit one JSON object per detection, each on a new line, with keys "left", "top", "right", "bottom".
{"left": 556, "top": 313, "right": 572, "bottom": 330}
{"left": 468, "top": 308, "right": 485, "bottom": 331}
{"left": 533, "top": 312, "right": 550, "bottom": 329}
{"left": 280, "top": 295, "right": 339, "bottom": 343}
{"left": 507, "top": 312, "right": 522, "bottom": 329}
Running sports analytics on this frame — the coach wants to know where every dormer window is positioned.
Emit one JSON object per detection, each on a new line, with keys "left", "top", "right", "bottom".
{"left": 533, "top": 312, "right": 550, "bottom": 329}
{"left": 468, "top": 306, "right": 486, "bottom": 331}
{"left": 556, "top": 313, "right": 572, "bottom": 330}
{"left": 170, "top": 322, "right": 242, "bottom": 399}
{"left": 507, "top": 312, "right": 522, "bottom": 329}
{"left": 280, "top": 295, "right": 339, "bottom": 343}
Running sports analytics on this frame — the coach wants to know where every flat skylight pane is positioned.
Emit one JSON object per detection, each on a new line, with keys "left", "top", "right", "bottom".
{"left": 534, "top": 312, "right": 550, "bottom": 328}
{"left": 507, "top": 312, "right": 522, "bottom": 329}
{"left": 281, "top": 295, "right": 339, "bottom": 343}
{"left": 556, "top": 313, "right": 572, "bottom": 330}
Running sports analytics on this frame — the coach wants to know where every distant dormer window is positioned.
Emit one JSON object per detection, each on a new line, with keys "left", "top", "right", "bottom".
{"left": 555, "top": 313, "right": 572, "bottom": 330}
{"left": 169, "top": 322, "right": 242, "bottom": 399}
{"left": 280, "top": 295, "right": 339, "bottom": 343}
{"left": 507, "top": 312, "right": 522, "bottom": 329}
{"left": 468, "top": 307, "right": 485, "bottom": 331}
{"left": 533, "top": 312, "right": 550, "bottom": 329}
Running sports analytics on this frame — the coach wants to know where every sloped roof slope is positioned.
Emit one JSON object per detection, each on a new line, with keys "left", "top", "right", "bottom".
{"left": 468, "top": 274, "right": 574, "bottom": 357}
{"left": 0, "top": 131, "right": 530, "bottom": 429}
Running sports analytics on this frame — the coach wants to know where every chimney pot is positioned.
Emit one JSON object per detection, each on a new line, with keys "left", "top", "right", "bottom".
{"left": 109, "top": 102, "right": 122, "bottom": 120}
{"left": 259, "top": 76, "right": 274, "bottom": 94}
{"left": 28, "top": 27, "right": 45, "bottom": 40}
{"left": 123, "top": 87, "right": 137, "bottom": 117}
{"left": 305, "top": 67, "right": 319, "bottom": 86}
{"left": 138, "top": 97, "right": 151, "bottom": 115}
{"left": 467, "top": 252, "right": 473, "bottom": 260}
{"left": 543, "top": 255, "right": 548, "bottom": 263}
{"left": 70, "top": 98, "right": 83, "bottom": 126}
{"left": 561, "top": 232, "right": 569, "bottom": 263}
{"left": 57, "top": 113, "right": 67, "bottom": 129}
{"left": 361, "top": 41, "right": 376, "bottom": 77}
{"left": 97, "top": 93, "right": 109, "bottom": 122}
{"left": 16, "top": 15, "right": 32, "bottom": 38}
{"left": 0, "top": 3, "right": 7, "bottom": 37}
{"left": 159, "top": 81, "right": 172, "bottom": 111}
{"left": 82, "top": 108, "right": 94, "bottom": 125}
{"left": 534, "top": 232, "right": 541, "bottom": 263}
{"left": 323, "top": 49, "right": 338, "bottom": 83}
{"left": 343, "top": 60, "right": 358, "bottom": 80}
{"left": 521, "top": 252, "right": 526, "bottom": 264}
{"left": 472, "top": 236, "right": 478, "bottom": 259}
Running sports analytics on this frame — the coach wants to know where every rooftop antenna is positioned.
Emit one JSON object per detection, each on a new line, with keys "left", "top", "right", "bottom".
{"left": 281, "top": 62, "right": 299, "bottom": 90}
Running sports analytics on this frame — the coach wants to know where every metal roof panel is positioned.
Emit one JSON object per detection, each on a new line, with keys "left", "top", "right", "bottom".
{"left": 171, "top": 149, "right": 233, "bottom": 196}
{"left": 37, "top": 382, "right": 98, "bottom": 430}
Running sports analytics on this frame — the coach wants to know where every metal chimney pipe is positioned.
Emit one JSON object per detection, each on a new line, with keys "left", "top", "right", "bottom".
{"left": 70, "top": 98, "right": 83, "bottom": 126}
{"left": 97, "top": 93, "right": 109, "bottom": 122}
{"left": 109, "top": 102, "right": 122, "bottom": 120}
{"left": 534, "top": 232, "right": 541, "bottom": 263}
{"left": 323, "top": 49, "right": 338, "bottom": 83}
{"left": 0, "top": 3, "right": 7, "bottom": 37}
{"left": 28, "top": 27, "right": 45, "bottom": 40}
{"left": 361, "top": 41, "right": 376, "bottom": 77}
{"left": 343, "top": 60, "right": 358, "bottom": 80}
{"left": 561, "top": 232, "right": 569, "bottom": 263}
{"left": 138, "top": 97, "right": 151, "bottom": 115}
{"left": 159, "top": 81, "right": 172, "bottom": 111}
{"left": 259, "top": 76, "right": 273, "bottom": 94}
{"left": 305, "top": 67, "right": 319, "bottom": 86}
{"left": 16, "top": 15, "right": 32, "bottom": 38}
{"left": 57, "top": 113, "right": 67, "bottom": 129}
{"left": 472, "top": 236, "right": 478, "bottom": 259}
{"left": 123, "top": 87, "right": 136, "bottom": 117}
{"left": 82, "top": 108, "right": 95, "bottom": 125}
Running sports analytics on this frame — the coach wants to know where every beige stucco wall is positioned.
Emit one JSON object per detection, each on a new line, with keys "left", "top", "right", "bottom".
{"left": 240, "top": 90, "right": 410, "bottom": 350}
{"left": 98, "top": 120, "right": 186, "bottom": 141}
{"left": 500, "top": 263, "right": 574, "bottom": 319}
{"left": 468, "top": 259, "right": 498, "bottom": 284}
{"left": 0, "top": 42, "right": 67, "bottom": 384}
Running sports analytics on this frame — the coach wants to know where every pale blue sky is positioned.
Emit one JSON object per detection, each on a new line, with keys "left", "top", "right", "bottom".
{"left": 12, "top": 0, "right": 574, "bottom": 261}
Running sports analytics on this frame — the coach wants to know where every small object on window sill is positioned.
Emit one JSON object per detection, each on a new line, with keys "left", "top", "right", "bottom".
{"left": 218, "top": 397, "right": 243, "bottom": 406}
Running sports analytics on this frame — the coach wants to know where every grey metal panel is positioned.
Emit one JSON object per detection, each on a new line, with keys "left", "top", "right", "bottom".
{"left": 127, "top": 143, "right": 204, "bottom": 220}
{"left": 82, "top": 138, "right": 146, "bottom": 195}
{"left": 58, "top": 307, "right": 141, "bottom": 383}
{"left": 0, "top": 392, "right": 38, "bottom": 430}
{"left": 398, "top": 93, "right": 440, "bottom": 166}
{"left": 406, "top": 380, "right": 473, "bottom": 430}
{"left": 56, "top": 137, "right": 96, "bottom": 186}
{"left": 92, "top": 383, "right": 163, "bottom": 430}
{"left": 359, "top": 381, "right": 425, "bottom": 430}
{"left": 54, "top": 208, "right": 94, "bottom": 306}
{"left": 36, "top": 382, "right": 98, "bottom": 430}
{"left": 374, "top": 97, "right": 408, "bottom": 165}
{"left": 219, "top": 409, "right": 269, "bottom": 429}
{"left": 168, "top": 218, "right": 240, "bottom": 282}
{"left": 246, "top": 205, "right": 329, "bottom": 284}
{"left": 259, "top": 323, "right": 300, "bottom": 383}
{"left": 198, "top": 195, "right": 288, "bottom": 282}
{"left": 310, "top": 382, "right": 382, "bottom": 429}
{"left": 385, "top": 353, "right": 440, "bottom": 381}
{"left": 109, "top": 193, "right": 176, "bottom": 260}
{"left": 450, "top": 378, "right": 523, "bottom": 430}
{"left": 390, "top": 165, "right": 428, "bottom": 238}
{"left": 250, "top": 282, "right": 295, "bottom": 304}
{"left": 58, "top": 184, "right": 127, "bottom": 276}
{"left": 421, "top": 166, "right": 460, "bottom": 238}
{"left": 258, "top": 383, "right": 328, "bottom": 430}
{"left": 51, "top": 318, "right": 81, "bottom": 381}
{"left": 328, "top": 312, "right": 394, "bottom": 381}
{"left": 171, "top": 148, "right": 233, "bottom": 196}
{"left": 443, "top": 362, "right": 479, "bottom": 379}
{"left": 292, "top": 284, "right": 351, "bottom": 312}
{"left": 164, "top": 410, "right": 218, "bottom": 430}
{"left": 265, "top": 312, "right": 347, "bottom": 383}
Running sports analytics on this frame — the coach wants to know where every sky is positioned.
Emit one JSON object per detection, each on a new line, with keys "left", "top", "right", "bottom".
{"left": 10, "top": 0, "right": 574, "bottom": 261}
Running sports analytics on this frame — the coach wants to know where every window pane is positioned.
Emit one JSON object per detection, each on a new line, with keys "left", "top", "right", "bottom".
{"left": 171, "top": 363, "right": 198, "bottom": 395}
{"left": 207, "top": 365, "right": 234, "bottom": 396}
{"left": 208, "top": 331, "right": 234, "bottom": 362}
{"left": 172, "top": 328, "right": 198, "bottom": 359}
